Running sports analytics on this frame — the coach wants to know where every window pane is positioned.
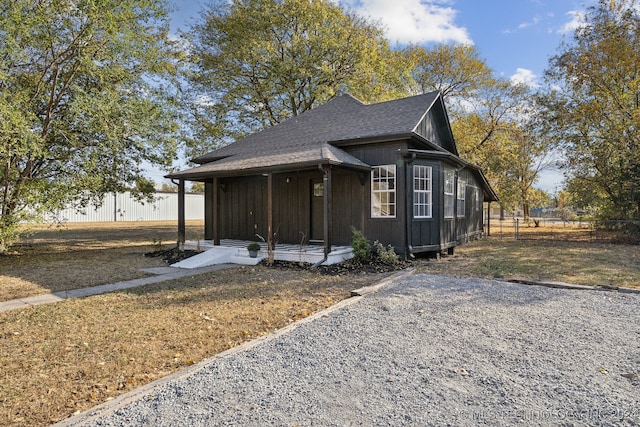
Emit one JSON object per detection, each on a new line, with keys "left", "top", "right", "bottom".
{"left": 413, "top": 165, "right": 432, "bottom": 219}
{"left": 371, "top": 165, "right": 396, "bottom": 218}
{"left": 457, "top": 179, "right": 465, "bottom": 217}
{"left": 444, "top": 168, "right": 455, "bottom": 218}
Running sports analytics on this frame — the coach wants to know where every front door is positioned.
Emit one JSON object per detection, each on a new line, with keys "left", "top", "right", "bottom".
{"left": 310, "top": 179, "right": 324, "bottom": 242}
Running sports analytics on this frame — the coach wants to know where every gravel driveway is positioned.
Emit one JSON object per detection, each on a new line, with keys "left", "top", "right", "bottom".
{"left": 60, "top": 274, "right": 640, "bottom": 426}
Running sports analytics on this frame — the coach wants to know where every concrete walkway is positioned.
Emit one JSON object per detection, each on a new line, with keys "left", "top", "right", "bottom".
{"left": 0, "top": 264, "right": 236, "bottom": 314}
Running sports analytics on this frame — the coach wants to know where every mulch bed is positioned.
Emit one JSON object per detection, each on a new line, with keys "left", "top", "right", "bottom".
{"left": 144, "top": 246, "right": 200, "bottom": 265}
{"left": 145, "top": 246, "right": 413, "bottom": 273}
{"left": 264, "top": 258, "right": 413, "bottom": 275}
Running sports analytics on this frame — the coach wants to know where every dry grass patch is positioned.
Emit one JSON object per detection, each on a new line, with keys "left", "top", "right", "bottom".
{"left": 417, "top": 238, "right": 640, "bottom": 288}
{"left": 0, "top": 221, "right": 204, "bottom": 301}
{"left": 0, "top": 265, "right": 387, "bottom": 426}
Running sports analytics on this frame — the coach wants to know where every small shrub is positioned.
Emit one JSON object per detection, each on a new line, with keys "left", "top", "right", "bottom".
{"left": 247, "top": 242, "right": 261, "bottom": 252}
{"left": 373, "top": 240, "right": 399, "bottom": 265}
{"left": 351, "top": 227, "right": 371, "bottom": 263}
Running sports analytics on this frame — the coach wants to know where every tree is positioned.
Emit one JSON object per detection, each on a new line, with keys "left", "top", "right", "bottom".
{"left": 528, "top": 188, "right": 553, "bottom": 211}
{"left": 402, "top": 44, "right": 494, "bottom": 100}
{"left": 452, "top": 79, "right": 532, "bottom": 157}
{"left": 160, "top": 183, "right": 178, "bottom": 193}
{"left": 0, "top": 0, "right": 182, "bottom": 252}
{"left": 501, "top": 124, "right": 553, "bottom": 219}
{"left": 190, "top": 181, "right": 205, "bottom": 193}
{"left": 542, "top": 0, "right": 640, "bottom": 219}
{"left": 184, "top": 0, "right": 410, "bottom": 158}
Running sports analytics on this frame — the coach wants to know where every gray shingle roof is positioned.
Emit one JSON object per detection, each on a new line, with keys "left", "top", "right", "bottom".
{"left": 168, "top": 143, "right": 370, "bottom": 179}
{"left": 168, "top": 92, "right": 441, "bottom": 178}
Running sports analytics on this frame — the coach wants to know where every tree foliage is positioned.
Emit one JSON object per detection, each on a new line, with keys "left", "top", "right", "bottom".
{"left": 403, "top": 44, "right": 494, "bottom": 100}
{"left": 184, "top": 0, "right": 410, "bottom": 158}
{"left": 542, "top": 0, "right": 640, "bottom": 219}
{"left": 0, "top": 0, "right": 182, "bottom": 252}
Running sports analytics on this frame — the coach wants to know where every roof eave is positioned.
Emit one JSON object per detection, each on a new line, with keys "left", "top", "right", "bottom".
{"left": 190, "top": 154, "right": 233, "bottom": 165}
{"left": 399, "top": 148, "right": 499, "bottom": 202}
{"left": 165, "top": 160, "right": 371, "bottom": 180}
{"left": 329, "top": 132, "right": 415, "bottom": 146}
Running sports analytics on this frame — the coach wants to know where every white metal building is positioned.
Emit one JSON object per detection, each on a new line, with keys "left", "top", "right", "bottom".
{"left": 50, "top": 192, "right": 204, "bottom": 222}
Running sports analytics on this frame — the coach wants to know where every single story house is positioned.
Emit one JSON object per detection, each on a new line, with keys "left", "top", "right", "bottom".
{"left": 167, "top": 91, "right": 498, "bottom": 259}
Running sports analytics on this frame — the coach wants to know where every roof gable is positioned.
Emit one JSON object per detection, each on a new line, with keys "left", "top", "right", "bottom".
{"left": 191, "top": 91, "right": 444, "bottom": 165}
{"left": 412, "top": 96, "right": 458, "bottom": 155}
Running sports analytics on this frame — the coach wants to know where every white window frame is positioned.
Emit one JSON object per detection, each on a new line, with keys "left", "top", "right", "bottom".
{"left": 413, "top": 165, "right": 432, "bottom": 218}
{"left": 371, "top": 165, "right": 396, "bottom": 218}
{"left": 457, "top": 179, "right": 466, "bottom": 217}
{"left": 444, "top": 169, "right": 455, "bottom": 219}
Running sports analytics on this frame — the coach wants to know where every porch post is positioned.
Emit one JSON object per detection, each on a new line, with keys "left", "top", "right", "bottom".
{"left": 486, "top": 201, "right": 491, "bottom": 237}
{"left": 267, "top": 172, "right": 273, "bottom": 250}
{"left": 323, "top": 165, "right": 332, "bottom": 256}
{"left": 213, "top": 177, "right": 220, "bottom": 245}
{"left": 177, "top": 179, "right": 186, "bottom": 246}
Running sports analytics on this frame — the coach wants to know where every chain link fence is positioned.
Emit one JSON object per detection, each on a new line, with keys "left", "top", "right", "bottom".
{"left": 486, "top": 218, "right": 640, "bottom": 244}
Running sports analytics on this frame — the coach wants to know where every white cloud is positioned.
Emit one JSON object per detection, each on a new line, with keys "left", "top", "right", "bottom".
{"left": 510, "top": 68, "right": 539, "bottom": 88}
{"left": 558, "top": 10, "right": 585, "bottom": 34}
{"left": 503, "top": 14, "right": 542, "bottom": 34}
{"left": 340, "top": 0, "right": 472, "bottom": 45}
{"left": 518, "top": 15, "right": 542, "bottom": 29}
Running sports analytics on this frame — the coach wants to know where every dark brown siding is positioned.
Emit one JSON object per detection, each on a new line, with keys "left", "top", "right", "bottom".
{"left": 216, "top": 169, "right": 366, "bottom": 246}
{"left": 343, "top": 141, "right": 409, "bottom": 253}
{"left": 456, "top": 168, "right": 484, "bottom": 241}
{"left": 204, "top": 180, "right": 214, "bottom": 240}
{"left": 331, "top": 169, "right": 366, "bottom": 245}
{"left": 414, "top": 110, "right": 441, "bottom": 146}
{"left": 271, "top": 172, "right": 312, "bottom": 244}
{"left": 438, "top": 166, "right": 485, "bottom": 248}
{"left": 219, "top": 176, "right": 269, "bottom": 241}
{"left": 414, "top": 106, "right": 456, "bottom": 154}
{"left": 409, "top": 161, "right": 440, "bottom": 250}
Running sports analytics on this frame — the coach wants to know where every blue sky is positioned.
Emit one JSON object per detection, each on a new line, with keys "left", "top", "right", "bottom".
{"left": 165, "top": 0, "right": 593, "bottom": 191}
{"left": 169, "top": 0, "right": 591, "bottom": 89}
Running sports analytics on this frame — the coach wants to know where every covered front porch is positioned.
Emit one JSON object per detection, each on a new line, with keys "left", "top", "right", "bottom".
{"left": 170, "top": 159, "right": 369, "bottom": 266}
{"left": 171, "top": 239, "right": 354, "bottom": 269}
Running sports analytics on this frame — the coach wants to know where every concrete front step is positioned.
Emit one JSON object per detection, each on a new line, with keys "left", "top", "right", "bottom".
{"left": 179, "top": 240, "right": 354, "bottom": 267}
{"left": 171, "top": 247, "right": 265, "bottom": 269}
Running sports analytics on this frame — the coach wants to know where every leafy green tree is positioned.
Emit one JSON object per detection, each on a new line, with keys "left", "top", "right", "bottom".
{"left": 184, "top": 0, "right": 410, "bottom": 157}
{"left": 542, "top": 0, "right": 640, "bottom": 219}
{"left": 0, "top": 0, "right": 182, "bottom": 252}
